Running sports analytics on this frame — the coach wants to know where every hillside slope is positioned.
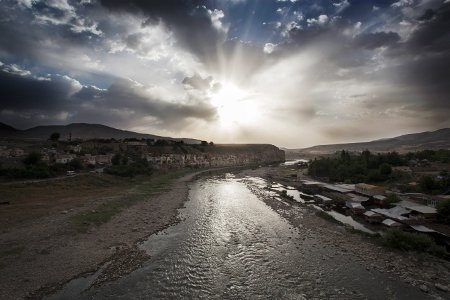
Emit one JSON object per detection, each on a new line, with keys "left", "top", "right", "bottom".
{"left": 0, "top": 122, "right": 200, "bottom": 143}
{"left": 286, "top": 128, "right": 450, "bottom": 157}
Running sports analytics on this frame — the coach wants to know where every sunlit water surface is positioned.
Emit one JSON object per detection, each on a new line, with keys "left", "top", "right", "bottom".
{"left": 53, "top": 175, "right": 429, "bottom": 299}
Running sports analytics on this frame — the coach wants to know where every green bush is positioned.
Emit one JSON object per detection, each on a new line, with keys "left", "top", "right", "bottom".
{"left": 381, "top": 229, "right": 448, "bottom": 258}
{"left": 386, "top": 194, "right": 401, "bottom": 205}
{"left": 105, "top": 159, "right": 153, "bottom": 178}
{"left": 437, "top": 200, "right": 450, "bottom": 224}
{"left": 22, "top": 151, "right": 42, "bottom": 165}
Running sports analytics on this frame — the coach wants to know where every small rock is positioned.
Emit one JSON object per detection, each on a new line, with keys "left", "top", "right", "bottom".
{"left": 435, "top": 283, "right": 449, "bottom": 292}
{"left": 132, "top": 228, "right": 138, "bottom": 232}
{"left": 60, "top": 210, "right": 68, "bottom": 214}
{"left": 419, "top": 284, "right": 429, "bottom": 293}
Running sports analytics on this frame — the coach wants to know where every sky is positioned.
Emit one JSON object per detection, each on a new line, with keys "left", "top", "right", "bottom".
{"left": 0, "top": 0, "right": 449, "bottom": 148}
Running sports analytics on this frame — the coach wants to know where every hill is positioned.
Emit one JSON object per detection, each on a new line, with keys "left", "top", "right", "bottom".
{"left": 0, "top": 122, "right": 200, "bottom": 144}
{"left": 285, "top": 128, "right": 450, "bottom": 158}
{"left": 0, "top": 122, "right": 19, "bottom": 137}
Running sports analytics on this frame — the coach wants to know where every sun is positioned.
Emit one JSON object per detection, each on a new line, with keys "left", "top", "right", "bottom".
{"left": 210, "top": 83, "right": 258, "bottom": 128}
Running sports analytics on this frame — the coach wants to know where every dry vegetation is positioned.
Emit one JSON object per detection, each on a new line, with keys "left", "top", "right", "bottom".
{"left": 0, "top": 174, "right": 134, "bottom": 230}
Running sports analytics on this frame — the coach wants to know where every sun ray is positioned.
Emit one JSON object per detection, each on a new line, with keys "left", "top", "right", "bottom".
{"left": 210, "top": 82, "right": 259, "bottom": 129}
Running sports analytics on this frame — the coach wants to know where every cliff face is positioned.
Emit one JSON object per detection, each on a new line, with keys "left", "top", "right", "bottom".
{"left": 144, "top": 144, "right": 285, "bottom": 169}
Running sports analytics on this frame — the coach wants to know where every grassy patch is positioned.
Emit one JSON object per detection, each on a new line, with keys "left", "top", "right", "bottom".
{"left": 277, "top": 166, "right": 298, "bottom": 177}
{"left": 0, "top": 174, "right": 135, "bottom": 228}
{"left": 137, "top": 169, "right": 193, "bottom": 194}
{"left": 0, "top": 243, "right": 25, "bottom": 258}
{"left": 381, "top": 229, "right": 448, "bottom": 259}
{"left": 71, "top": 170, "right": 193, "bottom": 232}
{"left": 71, "top": 198, "right": 136, "bottom": 233}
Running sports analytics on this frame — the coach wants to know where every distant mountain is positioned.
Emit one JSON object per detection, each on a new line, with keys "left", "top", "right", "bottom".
{"left": 285, "top": 128, "right": 450, "bottom": 158}
{"left": 0, "top": 122, "right": 19, "bottom": 137}
{"left": 0, "top": 122, "right": 201, "bottom": 143}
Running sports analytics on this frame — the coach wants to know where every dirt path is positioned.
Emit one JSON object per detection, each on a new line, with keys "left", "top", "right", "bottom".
{"left": 0, "top": 170, "right": 207, "bottom": 300}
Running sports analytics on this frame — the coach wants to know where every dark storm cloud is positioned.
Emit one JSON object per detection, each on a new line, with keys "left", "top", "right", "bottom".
{"left": 99, "top": 0, "right": 225, "bottom": 64}
{"left": 73, "top": 79, "right": 217, "bottom": 127}
{"left": 0, "top": 66, "right": 80, "bottom": 111}
{"left": 417, "top": 9, "right": 435, "bottom": 21}
{"left": 276, "top": 18, "right": 385, "bottom": 72}
{"left": 0, "top": 0, "right": 103, "bottom": 74}
{"left": 407, "top": 2, "right": 450, "bottom": 52}
{"left": 0, "top": 64, "right": 216, "bottom": 129}
{"left": 384, "top": 2, "right": 450, "bottom": 112}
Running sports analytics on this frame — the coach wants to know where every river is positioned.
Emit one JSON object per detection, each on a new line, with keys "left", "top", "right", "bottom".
{"left": 51, "top": 173, "right": 430, "bottom": 299}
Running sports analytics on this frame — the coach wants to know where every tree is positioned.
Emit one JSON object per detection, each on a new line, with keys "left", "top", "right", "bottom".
{"left": 379, "top": 163, "right": 392, "bottom": 176}
{"left": 437, "top": 200, "right": 450, "bottom": 224}
{"left": 201, "top": 141, "right": 208, "bottom": 146}
{"left": 419, "top": 175, "right": 435, "bottom": 193}
{"left": 111, "top": 153, "right": 122, "bottom": 166}
{"left": 68, "top": 158, "right": 82, "bottom": 170}
{"left": 386, "top": 194, "right": 401, "bottom": 205}
{"left": 361, "top": 149, "right": 371, "bottom": 165}
{"left": 50, "top": 132, "right": 60, "bottom": 141}
{"left": 22, "top": 151, "right": 42, "bottom": 165}
{"left": 340, "top": 150, "right": 350, "bottom": 163}
{"left": 155, "top": 139, "right": 169, "bottom": 146}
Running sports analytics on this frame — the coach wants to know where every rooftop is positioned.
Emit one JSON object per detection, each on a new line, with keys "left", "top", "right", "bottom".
{"left": 322, "top": 184, "right": 352, "bottom": 193}
{"left": 364, "top": 211, "right": 382, "bottom": 217}
{"left": 372, "top": 206, "right": 411, "bottom": 221}
{"left": 382, "top": 219, "right": 401, "bottom": 226}
{"left": 395, "top": 201, "right": 437, "bottom": 214}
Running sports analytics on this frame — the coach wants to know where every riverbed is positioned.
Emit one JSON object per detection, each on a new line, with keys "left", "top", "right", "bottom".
{"left": 52, "top": 173, "right": 433, "bottom": 299}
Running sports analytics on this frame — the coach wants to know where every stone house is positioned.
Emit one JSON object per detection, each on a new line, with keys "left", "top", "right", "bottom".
{"left": 55, "top": 154, "right": 76, "bottom": 164}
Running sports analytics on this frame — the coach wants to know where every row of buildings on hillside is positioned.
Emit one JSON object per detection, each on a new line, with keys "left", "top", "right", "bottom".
{"left": 0, "top": 142, "right": 285, "bottom": 169}
{"left": 298, "top": 179, "right": 450, "bottom": 249}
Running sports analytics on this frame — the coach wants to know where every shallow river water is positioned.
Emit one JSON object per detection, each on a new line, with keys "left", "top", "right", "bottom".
{"left": 53, "top": 174, "right": 430, "bottom": 299}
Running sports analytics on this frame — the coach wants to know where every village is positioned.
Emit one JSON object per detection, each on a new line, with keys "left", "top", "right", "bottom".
{"left": 267, "top": 159, "right": 450, "bottom": 255}
{"left": 0, "top": 138, "right": 285, "bottom": 179}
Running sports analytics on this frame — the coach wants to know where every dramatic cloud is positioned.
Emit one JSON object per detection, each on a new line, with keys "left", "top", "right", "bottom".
{"left": 99, "top": 0, "right": 227, "bottom": 64}
{"left": 0, "top": 64, "right": 216, "bottom": 130}
{"left": 0, "top": 0, "right": 449, "bottom": 147}
{"left": 353, "top": 31, "right": 400, "bottom": 49}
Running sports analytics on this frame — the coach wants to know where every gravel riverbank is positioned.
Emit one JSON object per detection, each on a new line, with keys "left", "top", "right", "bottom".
{"left": 0, "top": 170, "right": 208, "bottom": 299}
